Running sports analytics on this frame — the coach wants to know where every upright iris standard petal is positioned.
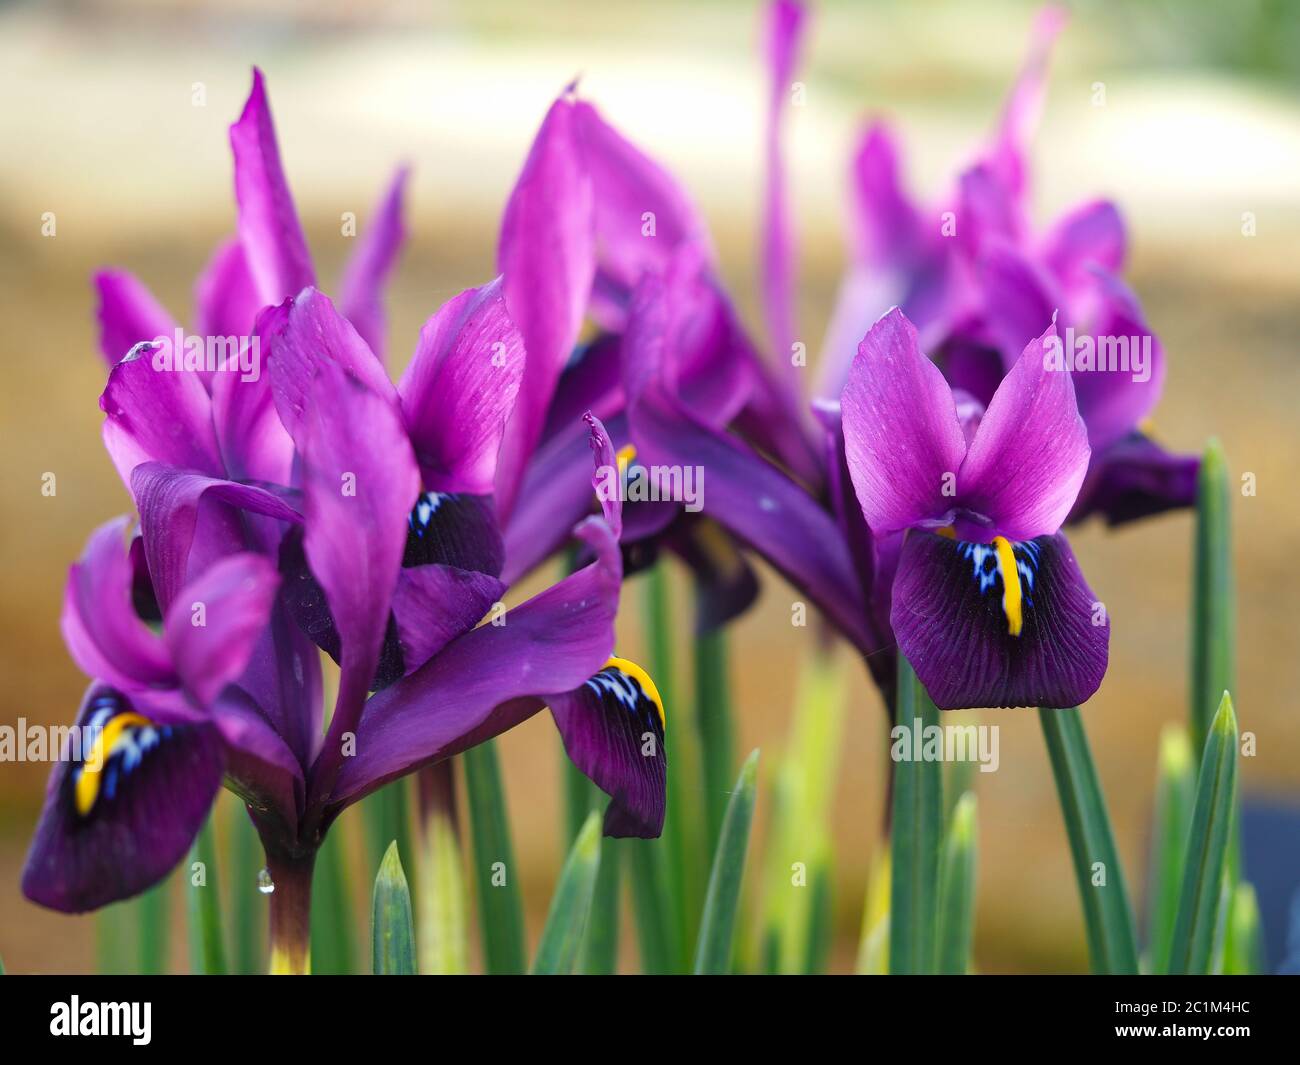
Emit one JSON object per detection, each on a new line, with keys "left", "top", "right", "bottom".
{"left": 194, "top": 236, "right": 261, "bottom": 341}
{"left": 572, "top": 100, "right": 712, "bottom": 305}
{"left": 295, "top": 360, "right": 420, "bottom": 800}
{"left": 397, "top": 278, "right": 525, "bottom": 496}
{"left": 495, "top": 91, "right": 596, "bottom": 520}
{"left": 957, "top": 321, "right": 1090, "bottom": 540}
{"left": 22, "top": 687, "right": 224, "bottom": 913}
{"left": 841, "top": 308, "right": 968, "bottom": 535}
{"left": 548, "top": 657, "right": 666, "bottom": 838}
{"left": 891, "top": 530, "right": 1108, "bottom": 709}
{"left": 100, "top": 342, "right": 224, "bottom": 488}
{"left": 339, "top": 166, "right": 409, "bottom": 364}
{"left": 229, "top": 68, "right": 316, "bottom": 307}
{"left": 161, "top": 552, "right": 282, "bottom": 707}
{"left": 94, "top": 271, "right": 179, "bottom": 370}
{"left": 1039, "top": 200, "right": 1126, "bottom": 301}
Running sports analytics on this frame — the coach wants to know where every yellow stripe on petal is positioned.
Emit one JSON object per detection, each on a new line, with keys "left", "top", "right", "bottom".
{"left": 992, "top": 536, "right": 1023, "bottom": 637}
{"left": 605, "top": 656, "right": 664, "bottom": 728}
{"left": 75, "top": 711, "right": 151, "bottom": 816}
{"left": 616, "top": 444, "right": 637, "bottom": 474}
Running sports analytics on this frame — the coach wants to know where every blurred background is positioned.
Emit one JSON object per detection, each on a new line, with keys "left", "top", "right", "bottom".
{"left": 1, "top": 0, "right": 1298, "bottom": 974}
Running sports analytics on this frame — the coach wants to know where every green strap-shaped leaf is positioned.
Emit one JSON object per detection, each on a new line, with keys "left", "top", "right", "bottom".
{"left": 1168, "top": 693, "right": 1240, "bottom": 975}
{"left": 640, "top": 564, "right": 701, "bottom": 970}
{"left": 531, "top": 811, "right": 603, "bottom": 975}
{"left": 136, "top": 879, "right": 170, "bottom": 975}
{"left": 363, "top": 780, "right": 413, "bottom": 905}
{"left": 890, "top": 657, "right": 943, "bottom": 975}
{"left": 310, "top": 824, "right": 356, "bottom": 974}
{"left": 1038, "top": 706, "right": 1140, "bottom": 974}
{"left": 581, "top": 833, "right": 622, "bottom": 974}
{"left": 186, "top": 815, "right": 226, "bottom": 974}
{"left": 693, "top": 749, "right": 760, "bottom": 974}
{"left": 1190, "top": 439, "right": 1235, "bottom": 761}
{"left": 464, "top": 739, "right": 527, "bottom": 974}
{"left": 417, "top": 779, "right": 470, "bottom": 974}
{"left": 694, "top": 625, "right": 736, "bottom": 857}
{"left": 1147, "top": 725, "right": 1195, "bottom": 974}
{"left": 371, "top": 841, "right": 417, "bottom": 975}
{"left": 936, "top": 792, "right": 979, "bottom": 975}
{"left": 627, "top": 838, "right": 674, "bottom": 974}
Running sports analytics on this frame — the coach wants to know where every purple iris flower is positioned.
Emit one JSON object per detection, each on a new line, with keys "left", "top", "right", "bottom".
{"left": 22, "top": 71, "right": 668, "bottom": 972}
{"left": 817, "top": 5, "right": 1198, "bottom": 528}
{"left": 840, "top": 308, "right": 1108, "bottom": 709}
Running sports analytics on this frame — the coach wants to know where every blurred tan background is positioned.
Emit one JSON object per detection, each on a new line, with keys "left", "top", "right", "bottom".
{"left": 1, "top": 0, "right": 1298, "bottom": 973}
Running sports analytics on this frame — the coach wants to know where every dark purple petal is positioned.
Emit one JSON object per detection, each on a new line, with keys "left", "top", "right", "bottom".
{"left": 959, "top": 320, "right": 1090, "bottom": 539}
{"left": 229, "top": 69, "right": 316, "bottom": 307}
{"left": 296, "top": 360, "right": 420, "bottom": 802}
{"left": 541, "top": 334, "right": 625, "bottom": 442}
{"left": 162, "top": 552, "right": 281, "bottom": 707}
{"left": 631, "top": 387, "right": 875, "bottom": 656}
{"left": 891, "top": 530, "right": 1108, "bottom": 709}
{"left": 549, "top": 658, "right": 666, "bottom": 838}
{"left": 402, "top": 492, "right": 504, "bottom": 577}
{"left": 339, "top": 166, "right": 409, "bottom": 364}
{"left": 841, "top": 308, "right": 967, "bottom": 534}
{"left": 194, "top": 236, "right": 262, "bottom": 341}
{"left": 22, "top": 687, "right": 224, "bottom": 912}
{"left": 584, "top": 411, "right": 622, "bottom": 538}
{"left": 494, "top": 93, "right": 596, "bottom": 519}
{"left": 131, "top": 462, "right": 301, "bottom": 613}
{"left": 1069, "top": 433, "right": 1199, "bottom": 526}
{"left": 94, "top": 270, "right": 179, "bottom": 371}
{"left": 397, "top": 278, "right": 524, "bottom": 495}
{"left": 211, "top": 687, "right": 304, "bottom": 836}
{"left": 329, "top": 517, "right": 621, "bottom": 808}
{"left": 390, "top": 564, "right": 507, "bottom": 676}
{"left": 61, "top": 518, "right": 174, "bottom": 692}
{"left": 100, "top": 344, "right": 223, "bottom": 487}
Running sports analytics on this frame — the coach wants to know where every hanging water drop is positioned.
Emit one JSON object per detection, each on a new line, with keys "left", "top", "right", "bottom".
{"left": 257, "top": 867, "right": 275, "bottom": 895}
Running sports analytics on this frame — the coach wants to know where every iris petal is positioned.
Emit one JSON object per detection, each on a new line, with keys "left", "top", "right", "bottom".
{"left": 549, "top": 657, "right": 667, "bottom": 838}
{"left": 22, "top": 687, "right": 223, "bottom": 913}
{"left": 890, "top": 530, "right": 1109, "bottom": 709}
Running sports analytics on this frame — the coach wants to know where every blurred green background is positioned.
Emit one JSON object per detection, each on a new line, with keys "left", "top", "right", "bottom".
{"left": 1, "top": 0, "right": 1298, "bottom": 973}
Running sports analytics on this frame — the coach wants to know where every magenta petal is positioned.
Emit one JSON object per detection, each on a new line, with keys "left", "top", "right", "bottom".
{"left": 584, "top": 411, "right": 623, "bottom": 539}
{"left": 339, "top": 166, "right": 409, "bottom": 364}
{"left": 131, "top": 462, "right": 301, "bottom": 613}
{"left": 397, "top": 278, "right": 524, "bottom": 495}
{"left": 298, "top": 360, "right": 420, "bottom": 798}
{"left": 891, "top": 530, "right": 1108, "bottom": 709}
{"left": 1040, "top": 199, "right": 1126, "bottom": 300}
{"left": 572, "top": 100, "right": 712, "bottom": 297}
{"left": 494, "top": 94, "right": 596, "bottom": 519}
{"left": 94, "top": 270, "right": 179, "bottom": 371}
{"left": 162, "top": 552, "right": 281, "bottom": 707}
{"left": 229, "top": 69, "right": 316, "bottom": 307}
{"left": 61, "top": 518, "right": 174, "bottom": 692}
{"left": 841, "top": 308, "right": 968, "bottom": 534}
{"left": 760, "top": 0, "right": 807, "bottom": 366}
{"left": 959, "top": 321, "right": 1090, "bottom": 539}
{"left": 194, "top": 236, "right": 262, "bottom": 340}
{"left": 848, "top": 122, "right": 923, "bottom": 270}
{"left": 1069, "top": 270, "right": 1166, "bottom": 451}
{"left": 100, "top": 345, "right": 223, "bottom": 488}
{"left": 264, "top": 287, "right": 398, "bottom": 445}
{"left": 329, "top": 517, "right": 621, "bottom": 808}
{"left": 977, "top": 240, "right": 1060, "bottom": 369}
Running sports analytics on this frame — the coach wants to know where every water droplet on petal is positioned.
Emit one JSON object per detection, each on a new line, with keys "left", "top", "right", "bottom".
{"left": 257, "top": 867, "right": 275, "bottom": 894}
